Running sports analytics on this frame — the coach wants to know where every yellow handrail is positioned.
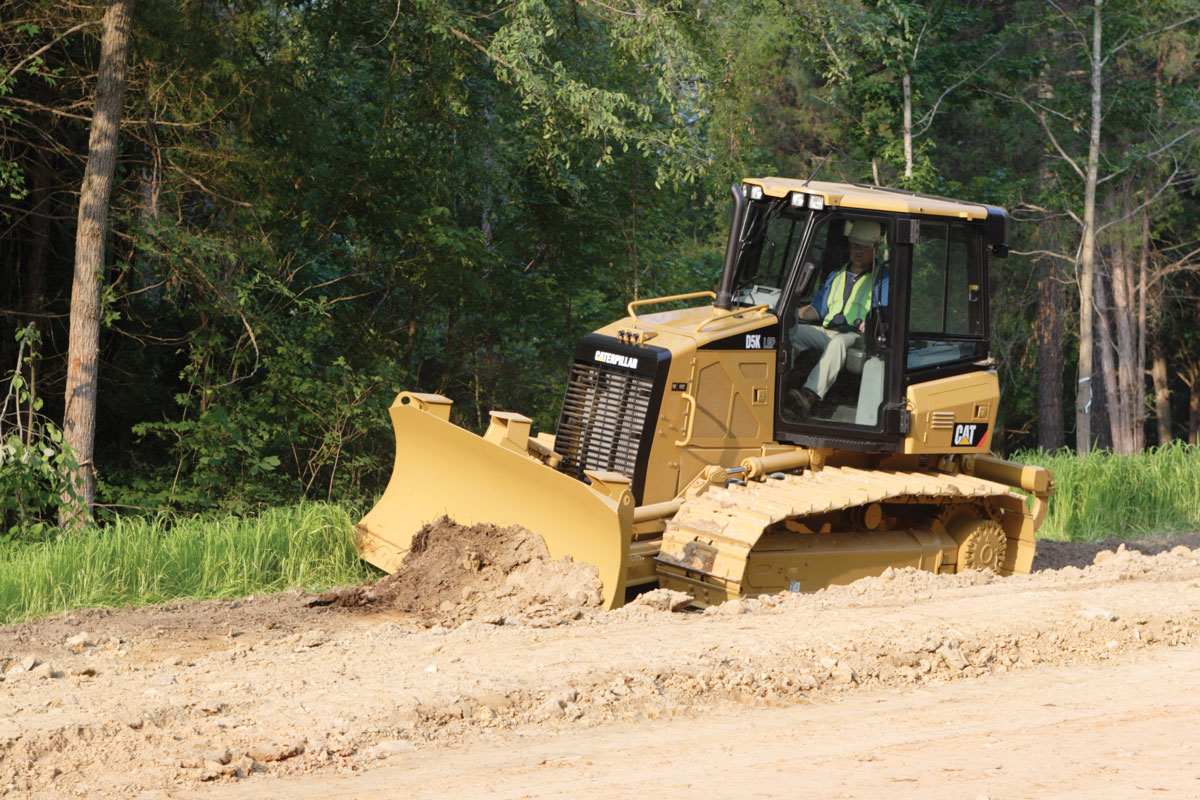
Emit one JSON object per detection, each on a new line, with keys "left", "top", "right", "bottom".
{"left": 627, "top": 291, "right": 716, "bottom": 320}
{"left": 693, "top": 303, "right": 771, "bottom": 334}
{"left": 674, "top": 392, "right": 698, "bottom": 447}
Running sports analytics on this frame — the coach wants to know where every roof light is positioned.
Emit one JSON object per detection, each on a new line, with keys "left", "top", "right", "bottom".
{"left": 808, "top": 194, "right": 825, "bottom": 211}
{"left": 789, "top": 192, "right": 805, "bottom": 207}
{"left": 747, "top": 184, "right": 763, "bottom": 201}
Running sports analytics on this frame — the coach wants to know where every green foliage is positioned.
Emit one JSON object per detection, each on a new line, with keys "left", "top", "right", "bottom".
{"left": 1, "top": 0, "right": 1197, "bottom": 519}
{"left": 0, "top": 326, "right": 81, "bottom": 541}
{"left": 0, "top": 503, "right": 372, "bottom": 625}
{"left": 785, "top": 0, "right": 999, "bottom": 189}
{"left": 118, "top": 309, "right": 401, "bottom": 511}
{"left": 76, "top": 0, "right": 769, "bottom": 513}
{"left": 1020, "top": 443, "right": 1200, "bottom": 542}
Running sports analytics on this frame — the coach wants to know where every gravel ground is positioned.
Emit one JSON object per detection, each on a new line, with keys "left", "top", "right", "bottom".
{"left": 0, "top": 533, "right": 1197, "bottom": 798}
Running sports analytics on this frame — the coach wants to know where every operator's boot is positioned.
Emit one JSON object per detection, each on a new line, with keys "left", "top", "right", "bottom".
{"left": 787, "top": 387, "right": 820, "bottom": 415}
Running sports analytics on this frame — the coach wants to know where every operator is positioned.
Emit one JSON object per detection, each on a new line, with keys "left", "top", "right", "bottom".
{"left": 789, "top": 219, "right": 887, "bottom": 415}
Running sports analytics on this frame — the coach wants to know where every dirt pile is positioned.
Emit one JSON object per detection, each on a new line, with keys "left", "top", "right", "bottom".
{"left": 764, "top": 542, "right": 1200, "bottom": 611}
{"left": 311, "top": 517, "right": 603, "bottom": 626}
{"left": 1031, "top": 531, "right": 1200, "bottom": 571}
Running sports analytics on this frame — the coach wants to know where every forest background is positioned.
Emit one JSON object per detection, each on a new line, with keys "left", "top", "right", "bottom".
{"left": 2, "top": 0, "right": 1199, "bottom": 537}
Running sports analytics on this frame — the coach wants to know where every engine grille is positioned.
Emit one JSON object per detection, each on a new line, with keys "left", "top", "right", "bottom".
{"left": 554, "top": 361, "right": 654, "bottom": 482}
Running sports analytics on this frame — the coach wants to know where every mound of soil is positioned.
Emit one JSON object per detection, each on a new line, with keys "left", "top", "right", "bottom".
{"left": 311, "top": 518, "right": 603, "bottom": 627}
{"left": 1032, "top": 532, "right": 1200, "bottom": 571}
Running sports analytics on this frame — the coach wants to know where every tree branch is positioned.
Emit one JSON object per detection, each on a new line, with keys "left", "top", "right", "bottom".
{"left": 4, "top": 20, "right": 98, "bottom": 79}
{"left": 1105, "top": 13, "right": 1200, "bottom": 62}
{"left": 1096, "top": 163, "right": 1181, "bottom": 234}
{"left": 993, "top": 91, "right": 1085, "bottom": 181}
{"left": 1043, "top": 0, "right": 1088, "bottom": 47}
{"left": 913, "top": 46, "right": 1003, "bottom": 137}
{"left": 1096, "top": 129, "right": 1199, "bottom": 185}
{"left": 1013, "top": 201, "right": 1084, "bottom": 228}
{"left": 1010, "top": 247, "right": 1078, "bottom": 263}
{"left": 170, "top": 166, "right": 253, "bottom": 208}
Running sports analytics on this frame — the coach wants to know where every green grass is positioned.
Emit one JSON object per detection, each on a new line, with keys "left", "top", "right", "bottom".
{"left": 5, "top": 446, "right": 1200, "bottom": 624}
{"left": 1017, "top": 441, "right": 1200, "bottom": 542}
{"left": 0, "top": 502, "right": 373, "bottom": 625}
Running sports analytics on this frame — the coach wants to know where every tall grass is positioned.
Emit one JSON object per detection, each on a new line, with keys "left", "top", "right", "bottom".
{"left": 4, "top": 447, "right": 1199, "bottom": 624}
{"left": 1018, "top": 441, "right": 1200, "bottom": 542}
{"left": 0, "top": 503, "right": 373, "bottom": 625}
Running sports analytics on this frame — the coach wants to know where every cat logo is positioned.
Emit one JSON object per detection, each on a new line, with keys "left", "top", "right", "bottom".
{"left": 951, "top": 422, "right": 989, "bottom": 448}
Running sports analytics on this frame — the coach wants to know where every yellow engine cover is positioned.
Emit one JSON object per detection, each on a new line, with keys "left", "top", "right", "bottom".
{"left": 904, "top": 371, "right": 1000, "bottom": 455}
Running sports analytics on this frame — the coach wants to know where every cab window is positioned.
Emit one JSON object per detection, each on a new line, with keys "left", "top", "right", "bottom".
{"left": 731, "top": 203, "right": 809, "bottom": 311}
{"left": 907, "top": 222, "right": 986, "bottom": 370}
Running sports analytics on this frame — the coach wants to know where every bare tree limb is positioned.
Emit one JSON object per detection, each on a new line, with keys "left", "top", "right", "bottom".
{"left": 1096, "top": 129, "right": 1199, "bottom": 185}
{"left": 985, "top": 90, "right": 1085, "bottom": 180}
{"left": 4, "top": 20, "right": 98, "bottom": 78}
{"left": 1096, "top": 163, "right": 1182, "bottom": 234}
{"left": 1043, "top": 0, "right": 1088, "bottom": 48}
{"left": 1014, "top": 201, "right": 1084, "bottom": 228}
{"left": 1105, "top": 13, "right": 1200, "bottom": 62}
{"left": 370, "top": 0, "right": 405, "bottom": 46}
{"left": 170, "top": 166, "right": 253, "bottom": 208}
{"left": 1011, "top": 248, "right": 1078, "bottom": 263}
{"left": 913, "top": 47, "right": 1003, "bottom": 137}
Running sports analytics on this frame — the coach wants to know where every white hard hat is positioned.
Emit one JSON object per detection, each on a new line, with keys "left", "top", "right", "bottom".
{"left": 848, "top": 220, "right": 882, "bottom": 246}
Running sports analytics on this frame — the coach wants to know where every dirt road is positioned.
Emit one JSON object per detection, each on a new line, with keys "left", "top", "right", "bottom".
{"left": 1, "top": 538, "right": 1198, "bottom": 799}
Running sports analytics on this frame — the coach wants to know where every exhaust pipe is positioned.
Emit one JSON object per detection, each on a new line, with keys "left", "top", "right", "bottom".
{"left": 714, "top": 183, "right": 747, "bottom": 311}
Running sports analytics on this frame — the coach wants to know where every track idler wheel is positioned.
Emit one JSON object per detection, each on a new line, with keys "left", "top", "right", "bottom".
{"left": 946, "top": 515, "right": 1007, "bottom": 572}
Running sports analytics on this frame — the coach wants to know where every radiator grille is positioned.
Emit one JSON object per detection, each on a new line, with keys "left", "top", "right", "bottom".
{"left": 554, "top": 361, "right": 654, "bottom": 482}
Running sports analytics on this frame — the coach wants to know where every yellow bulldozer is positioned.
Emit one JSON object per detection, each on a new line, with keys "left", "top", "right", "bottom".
{"left": 357, "top": 177, "right": 1054, "bottom": 609}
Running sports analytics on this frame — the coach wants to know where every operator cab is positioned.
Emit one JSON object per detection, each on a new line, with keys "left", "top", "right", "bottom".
{"left": 720, "top": 179, "right": 1006, "bottom": 452}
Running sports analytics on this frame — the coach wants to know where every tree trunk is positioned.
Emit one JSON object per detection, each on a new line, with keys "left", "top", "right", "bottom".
{"left": 1148, "top": 39, "right": 1169, "bottom": 446}
{"left": 1036, "top": 255, "right": 1066, "bottom": 450}
{"left": 1152, "top": 337, "right": 1171, "bottom": 443}
{"left": 1104, "top": 184, "right": 1139, "bottom": 453}
{"left": 1190, "top": 370, "right": 1200, "bottom": 446}
{"left": 135, "top": 136, "right": 162, "bottom": 305}
{"left": 1150, "top": 244, "right": 1171, "bottom": 444}
{"left": 902, "top": 71, "right": 913, "bottom": 181}
{"left": 1094, "top": 261, "right": 1124, "bottom": 450}
{"left": 62, "top": 0, "right": 135, "bottom": 526}
{"left": 1034, "top": 64, "right": 1064, "bottom": 450}
{"left": 1132, "top": 186, "right": 1149, "bottom": 451}
{"left": 1193, "top": 396, "right": 1200, "bottom": 445}
{"left": 1074, "top": 0, "right": 1103, "bottom": 455}
{"left": 1092, "top": 334, "right": 1113, "bottom": 451}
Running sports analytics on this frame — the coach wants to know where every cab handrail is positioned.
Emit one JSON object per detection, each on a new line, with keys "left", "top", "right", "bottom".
{"left": 693, "top": 303, "right": 771, "bottom": 333}
{"left": 627, "top": 291, "right": 716, "bottom": 320}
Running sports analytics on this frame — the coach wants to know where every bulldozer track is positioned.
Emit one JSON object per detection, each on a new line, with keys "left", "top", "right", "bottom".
{"left": 656, "top": 466, "right": 1035, "bottom": 605}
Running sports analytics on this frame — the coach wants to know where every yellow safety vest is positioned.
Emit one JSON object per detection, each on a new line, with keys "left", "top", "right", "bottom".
{"left": 823, "top": 269, "right": 875, "bottom": 327}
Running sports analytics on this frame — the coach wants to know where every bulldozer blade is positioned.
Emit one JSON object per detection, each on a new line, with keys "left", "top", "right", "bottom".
{"left": 357, "top": 394, "right": 634, "bottom": 609}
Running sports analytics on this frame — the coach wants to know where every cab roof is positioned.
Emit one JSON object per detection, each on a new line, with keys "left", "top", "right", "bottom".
{"left": 743, "top": 177, "right": 995, "bottom": 221}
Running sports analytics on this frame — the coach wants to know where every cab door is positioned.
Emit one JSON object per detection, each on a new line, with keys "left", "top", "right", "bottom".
{"left": 775, "top": 212, "right": 900, "bottom": 447}
{"left": 901, "top": 219, "right": 995, "bottom": 454}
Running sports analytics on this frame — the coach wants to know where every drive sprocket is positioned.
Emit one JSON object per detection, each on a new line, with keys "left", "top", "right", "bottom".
{"left": 948, "top": 516, "right": 1007, "bottom": 572}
